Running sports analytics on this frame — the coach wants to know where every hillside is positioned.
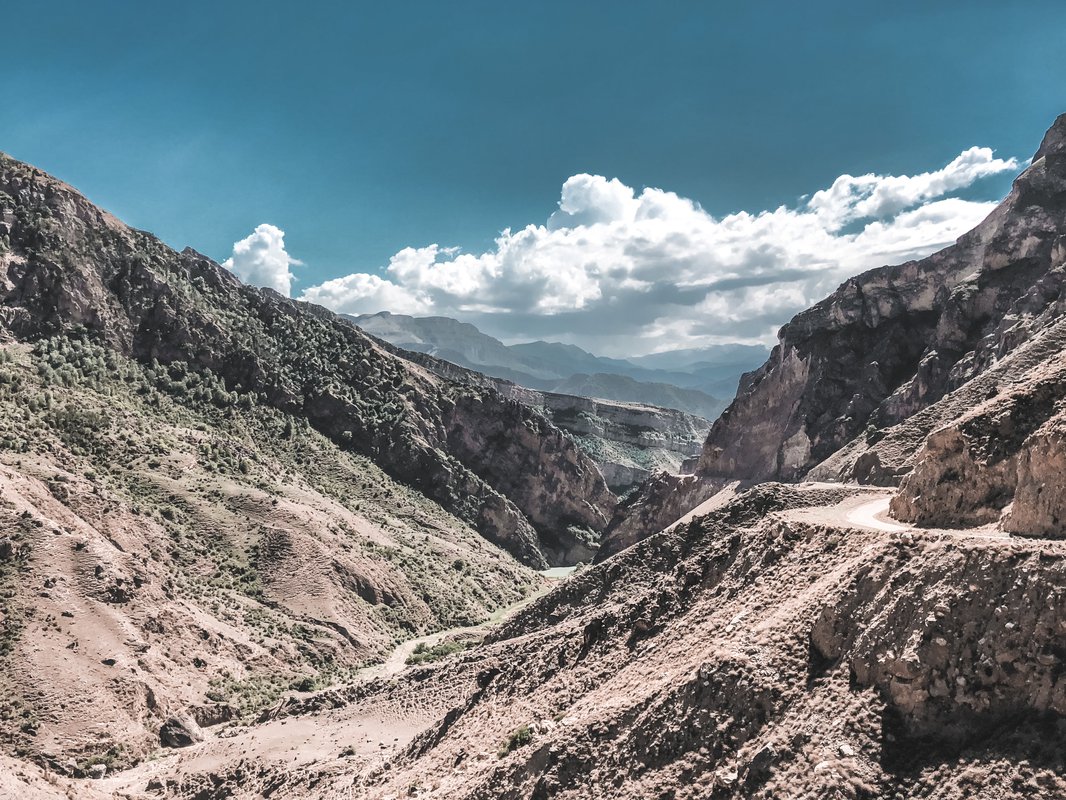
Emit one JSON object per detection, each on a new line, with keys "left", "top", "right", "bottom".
{"left": 0, "top": 151, "right": 616, "bottom": 773}
{"left": 84, "top": 483, "right": 1066, "bottom": 800}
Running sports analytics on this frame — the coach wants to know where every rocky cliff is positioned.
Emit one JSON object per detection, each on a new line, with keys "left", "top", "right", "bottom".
{"left": 603, "top": 114, "right": 1066, "bottom": 553}
{"left": 374, "top": 345, "right": 710, "bottom": 493}
{"left": 701, "top": 116, "right": 1066, "bottom": 481}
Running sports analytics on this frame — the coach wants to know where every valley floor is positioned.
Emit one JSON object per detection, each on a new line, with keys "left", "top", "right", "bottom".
{"left": 22, "top": 483, "right": 1064, "bottom": 800}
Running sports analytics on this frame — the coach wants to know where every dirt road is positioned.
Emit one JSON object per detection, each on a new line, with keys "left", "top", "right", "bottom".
{"left": 844, "top": 496, "right": 909, "bottom": 532}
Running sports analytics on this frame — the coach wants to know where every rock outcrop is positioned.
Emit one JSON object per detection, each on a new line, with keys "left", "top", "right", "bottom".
{"left": 610, "top": 113, "right": 1066, "bottom": 547}
{"left": 702, "top": 114, "right": 1066, "bottom": 485}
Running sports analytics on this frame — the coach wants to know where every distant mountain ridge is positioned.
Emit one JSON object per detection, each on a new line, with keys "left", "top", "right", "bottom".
{"left": 348, "top": 311, "right": 768, "bottom": 419}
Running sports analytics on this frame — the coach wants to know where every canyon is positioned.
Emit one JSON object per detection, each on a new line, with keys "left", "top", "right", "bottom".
{"left": 3, "top": 114, "right": 1066, "bottom": 800}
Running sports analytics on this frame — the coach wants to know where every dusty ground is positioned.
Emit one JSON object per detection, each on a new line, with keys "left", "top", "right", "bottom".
{"left": 32, "top": 482, "right": 1063, "bottom": 800}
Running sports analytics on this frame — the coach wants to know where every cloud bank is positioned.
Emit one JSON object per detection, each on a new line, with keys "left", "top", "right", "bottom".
{"left": 239, "top": 147, "right": 1020, "bottom": 356}
{"left": 223, "top": 223, "right": 300, "bottom": 296}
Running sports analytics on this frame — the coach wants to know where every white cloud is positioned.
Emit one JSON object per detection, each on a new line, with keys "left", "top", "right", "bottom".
{"left": 299, "top": 148, "right": 1020, "bottom": 356}
{"left": 808, "top": 146, "right": 1019, "bottom": 228}
{"left": 223, "top": 223, "right": 301, "bottom": 297}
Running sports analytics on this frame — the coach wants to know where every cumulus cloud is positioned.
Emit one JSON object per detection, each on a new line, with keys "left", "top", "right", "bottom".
{"left": 299, "top": 148, "right": 1020, "bottom": 355}
{"left": 807, "top": 146, "right": 1019, "bottom": 228}
{"left": 223, "top": 223, "right": 301, "bottom": 296}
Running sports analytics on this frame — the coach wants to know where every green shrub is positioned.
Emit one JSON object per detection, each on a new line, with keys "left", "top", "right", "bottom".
{"left": 405, "top": 639, "right": 468, "bottom": 665}
{"left": 498, "top": 724, "right": 533, "bottom": 758}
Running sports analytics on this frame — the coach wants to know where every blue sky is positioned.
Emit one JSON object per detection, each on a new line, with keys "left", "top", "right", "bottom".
{"left": 3, "top": 2, "right": 1065, "bottom": 354}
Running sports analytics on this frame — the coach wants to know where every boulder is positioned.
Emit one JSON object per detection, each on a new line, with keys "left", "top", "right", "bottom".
{"left": 159, "top": 715, "right": 203, "bottom": 748}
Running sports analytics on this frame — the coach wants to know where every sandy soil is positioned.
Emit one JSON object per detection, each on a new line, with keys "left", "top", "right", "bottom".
{"left": 91, "top": 575, "right": 567, "bottom": 798}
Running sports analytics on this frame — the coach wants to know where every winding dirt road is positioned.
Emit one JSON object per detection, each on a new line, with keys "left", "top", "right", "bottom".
{"left": 844, "top": 496, "right": 909, "bottom": 532}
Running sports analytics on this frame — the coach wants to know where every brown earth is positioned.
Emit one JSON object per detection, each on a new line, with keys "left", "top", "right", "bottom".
{"left": 52, "top": 482, "right": 1065, "bottom": 800}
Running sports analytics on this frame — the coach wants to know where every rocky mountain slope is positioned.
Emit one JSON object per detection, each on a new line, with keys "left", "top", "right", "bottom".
{"left": 367, "top": 345, "right": 710, "bottom": 494}
{"left": 604, "top": 113, "right": 1066, "bottom": 553}
{"left": 350, "top": 311, "right": 759, "bottom": 419}
{"left": 0, "top": 151, "right": 617, "bottom": 774}
{"left": 81, "top": 483, "right": 1066, "bottom": 800}
{"left": 0, "top": 153, "right": 615, "bottom": 570}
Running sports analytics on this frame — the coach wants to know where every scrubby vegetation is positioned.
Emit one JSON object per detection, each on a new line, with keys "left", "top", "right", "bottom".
{"left": 498, "top": 724, "right": 533, "bottom": 758}
{"left": 0, "top": 334, "right": 539, "bottom": 742}
{"left": 405, "top": 638, "right": 471, "bottom": 665}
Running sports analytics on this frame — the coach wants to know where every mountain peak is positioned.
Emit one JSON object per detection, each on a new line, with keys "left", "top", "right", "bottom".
{"left": 1033, "top": 112, "right": 1066, "bottom": 161}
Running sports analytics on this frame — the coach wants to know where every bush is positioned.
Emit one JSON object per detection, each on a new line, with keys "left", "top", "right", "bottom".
{"left": 405, "top": 639, "right": 467, "bottom": 665}
{"left": 498, "top": 724, "right": 533, "bottom": 758}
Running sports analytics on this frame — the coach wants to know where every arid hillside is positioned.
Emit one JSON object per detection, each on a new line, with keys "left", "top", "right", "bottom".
{"left": 0, "top": 152, "right": 616, "bottom": 777}
{"left": 66, "top": 483, "right": 1066, "bottom": 800}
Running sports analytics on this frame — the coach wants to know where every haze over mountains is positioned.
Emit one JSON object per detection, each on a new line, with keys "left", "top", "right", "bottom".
{"left": 350, "top": 311, "right": 767, "bottom": 420}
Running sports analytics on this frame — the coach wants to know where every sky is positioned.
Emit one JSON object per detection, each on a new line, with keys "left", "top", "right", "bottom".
{"left": 2, "top": 2, "right": 1065, "bottom": 356}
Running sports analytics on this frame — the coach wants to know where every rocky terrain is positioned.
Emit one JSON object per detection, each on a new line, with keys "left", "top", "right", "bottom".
{"left": 0, "top": 151, "right": 617, "bottom": 777}
{"left": 4, "top": 117, "right": 1066, "bottom": 800}
{"left": 48, "top": 483, "right": 1066, "bottom": 800}
{"left": 368, "top": 346, "right": 710, "bottom": 494}
{"left": 0, "top": 152, "right": 616, "bottom": 570}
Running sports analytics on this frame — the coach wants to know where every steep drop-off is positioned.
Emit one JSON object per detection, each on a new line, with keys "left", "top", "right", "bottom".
{"left": 605, "top": 113, "right": 1066, "bottom": 554}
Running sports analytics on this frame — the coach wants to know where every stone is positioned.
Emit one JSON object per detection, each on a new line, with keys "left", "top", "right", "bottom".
{"left": 159, "top": 715, "right": 203, "bottom": 748}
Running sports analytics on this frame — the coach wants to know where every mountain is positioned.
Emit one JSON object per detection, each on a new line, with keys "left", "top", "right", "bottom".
{"left": 194, "top": 113, "right": 1066, "bottom": 800}
{"left": 627, "top": 344, "right": 770, "bottom": 372}
{"left": 548, "top": 372, "right": 724, "bottom": 421}
{"left": 349, "top": 311, "right": 767, "bottom": 418}
{"left": 371, "top": 346, "right": 712, "bottom": 494}
{"left": 604, "top": 112, "right": 1066, "bottom": 555}
{"left": 0, "top": 151, "right": 617, "bottom": 771}
{"left": 6, "top": 117, "right": 1066, "bottom": 800}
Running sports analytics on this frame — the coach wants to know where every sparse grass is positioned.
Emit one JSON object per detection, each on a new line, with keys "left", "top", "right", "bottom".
{"left": 78, "top": 744, "right": 127, "bottom": 774}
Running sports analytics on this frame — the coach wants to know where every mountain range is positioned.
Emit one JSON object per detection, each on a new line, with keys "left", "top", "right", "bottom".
{"left": 349, "top": 311, "right": 767, "bottom": 420}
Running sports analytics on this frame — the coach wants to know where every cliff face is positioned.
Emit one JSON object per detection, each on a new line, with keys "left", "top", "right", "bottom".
{"left": 376, "top": 345, "right": 710, "bottom": 493}
{"left": 594, "top": 115, "right": 1066, "bottom": 555}
{"left": 0, "top": 153, "right": 615, "bottom": 569}
{"left": 699, "top": 115, "right": 1066, "bottom": 487}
